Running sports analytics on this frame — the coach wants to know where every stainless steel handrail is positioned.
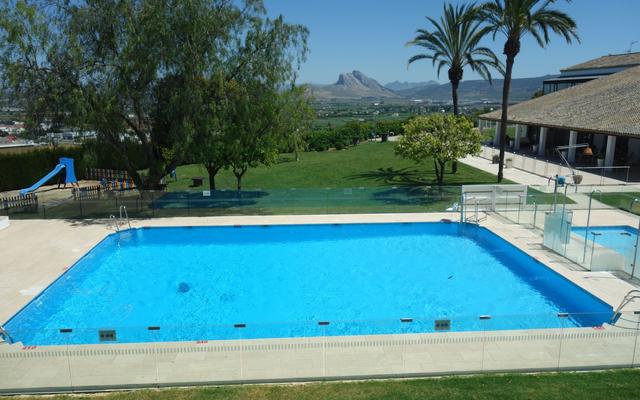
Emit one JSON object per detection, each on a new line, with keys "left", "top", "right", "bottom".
{"left": 610, "top": 290, "right": 640, "bottom": 323}
{"left": 582, "top": 189, "right": 602, "bottom": 263}
{"left": 109, "top": 214, "right": 120, "bottom": 232}
{"left": 119, "top": 205, "right": 131, "bottom": 229}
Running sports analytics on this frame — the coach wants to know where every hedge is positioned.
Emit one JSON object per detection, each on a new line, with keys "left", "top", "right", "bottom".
{"left": 0, "top": 140, "right": 147, "bottom": 192}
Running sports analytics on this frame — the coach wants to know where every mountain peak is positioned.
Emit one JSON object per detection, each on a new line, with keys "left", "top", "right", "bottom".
{"left": 317, "top": 71, "right": 397, "bottom": 99}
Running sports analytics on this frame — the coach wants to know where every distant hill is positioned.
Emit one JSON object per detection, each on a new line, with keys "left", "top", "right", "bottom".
{"left": 384, "top": 80, "right": 439, "bottom": 91}
{"left": 310, "top": 70, "right": 554, "bottom": 102}
{"left": 310, "top": 71, "right": 399, "bottom": 99}
{"left": 398, "top": 75, "right": 555, "bottom": 102}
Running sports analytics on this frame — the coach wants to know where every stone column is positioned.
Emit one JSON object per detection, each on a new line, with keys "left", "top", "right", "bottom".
{"left": 538, "top": 127, "right": 547, "bottom": 156}
{"left": 567, "top": 130, "right": 578, "bottom": 163}
{"left": 493, "top": 122, "right": 501, "bottom": 146}
{"left": 513, "top": 124, "right": 522, "bottom": 150}
{"left": 605, "top": 135, "right": 617, "bottom": 167}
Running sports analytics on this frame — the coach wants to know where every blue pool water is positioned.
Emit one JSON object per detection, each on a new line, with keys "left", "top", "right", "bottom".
{"left": 572, "top": 225, "right": 638, "bottom": 255}
{"left": 4, "top": 223, "right": 612, "bottom": 345}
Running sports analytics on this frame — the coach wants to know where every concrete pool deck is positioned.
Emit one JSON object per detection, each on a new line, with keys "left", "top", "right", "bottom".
{"left": 1, "top": 212, "right": 639, "bottom": 393}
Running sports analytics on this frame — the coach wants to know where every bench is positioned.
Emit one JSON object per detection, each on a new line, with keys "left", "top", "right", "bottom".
{"left": 191, "top": 176, "right": 204, "bottom": 187}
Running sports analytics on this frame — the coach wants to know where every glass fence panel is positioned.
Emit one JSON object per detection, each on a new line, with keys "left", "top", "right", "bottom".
{"left": 154, "top": 324, "right": 242, "bottom": 385}
{"left": 480, "top": 313, "right": 563, "bottom": 372}
{"left": 2, "top": 185, "right": 479, "bottom": 220}
{"left": 239, "top": 321, "right": 324, "bottom": 381}
{"left": 410, "top": 315, "right": 485, "bottom": 375}
{"left": 322, "top": 319, "right": 408, "bottom": 378}
{"left": 543, "top": 210, "right": 573, "bottom": 256}
{"left": 558, "top": 312, "right": 637, "bottom": 369}
{"left": 0, "top": 329, "right": 72, "bottom": 393}
{"left": 2, "top": 311, "right": 638, "bottom": 392}
{"left": 63, "top": 327, "right": 158, "bottom": 389}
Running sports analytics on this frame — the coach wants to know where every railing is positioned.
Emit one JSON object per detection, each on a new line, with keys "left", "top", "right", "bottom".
{"left": 1, "top": 311, "right": 638, "bottom": 394}
{"left": 109, "top": 214, "right": 119, "bottom": 232}
{"left": 0, "top": 193, "right": 37, "bottom": 210}
{"left": 119, "top": 205, "right": 131, "bottom": 229}
{"left": 479, "top": 145, "right": 633, "bottom": 185}
{"left": 2, "top": 186, "right": 464, "bottom": 220}
{"left": 575, "top": 166, "right": 632, "bottom": 185}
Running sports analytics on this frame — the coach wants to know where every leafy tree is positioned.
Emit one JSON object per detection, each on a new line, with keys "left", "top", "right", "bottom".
{"left": 190, "top": 12, "right": 309, "bottom": 191}
{"left": 0, "top": 0, "right": 307, "bottom": 189}
{"left": 395, "top": 114, "right": 481, "bottom": 185}
{"left": 407, "top": 3, "right": 500, "bottom": 174}
{"left": 407, "top": 3, "right": 501, "bottom": 116}
{"left": 278, "top": 86, "right": 314, "bottom": 162}
{"left": 477, "top": 0, "right": 579, "bottom": 182}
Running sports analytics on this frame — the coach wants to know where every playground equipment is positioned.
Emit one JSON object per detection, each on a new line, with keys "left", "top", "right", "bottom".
{"left": 20, "top": 157, "right": 78, "bottom": 196}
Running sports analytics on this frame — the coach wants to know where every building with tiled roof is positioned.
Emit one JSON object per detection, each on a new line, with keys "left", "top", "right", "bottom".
{"left": 480, "top": 54, "right": 640, "bottom": 169}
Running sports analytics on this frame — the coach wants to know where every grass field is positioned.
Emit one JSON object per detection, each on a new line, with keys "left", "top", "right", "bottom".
{"left": 598, "top": 192, "right": 640, "bottom": 215}
{"left": 167, "top": 142, "right": 500, "bottom": 191}
{"left": 16, "top": 369, "right": 640, "bottom": 400}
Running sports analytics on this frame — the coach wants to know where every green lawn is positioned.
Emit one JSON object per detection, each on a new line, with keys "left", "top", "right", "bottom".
{"left": 167, "top": 142, "right": 499, "bottom": 191}
{"left": 16, "top": 369, "right": 640, "bottom": 400}
{"left": 598, "top": 192, "right": 640, "bottom": 215}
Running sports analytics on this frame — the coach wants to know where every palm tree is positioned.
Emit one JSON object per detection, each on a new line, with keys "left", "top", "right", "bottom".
{"left": 407, "top": 3, "right": 501, "bottom": 116}
{"left": 478, "top": 0, "right": 579, "bottom": 182}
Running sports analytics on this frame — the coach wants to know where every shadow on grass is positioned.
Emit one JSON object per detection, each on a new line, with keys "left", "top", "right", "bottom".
{"left": 351, "top": 167, "right": 500, "bottom": 188}
{"left": 350, "top": 167, "right": 432, "bottom": 187}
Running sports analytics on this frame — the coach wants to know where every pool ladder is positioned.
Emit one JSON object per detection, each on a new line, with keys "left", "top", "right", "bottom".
{"left": 119, "top": 205, "right": 131, "bottom": 229}
{"left": 0, "top": 326, "right": 13, "bottom": 344}
{"left": 109, "top": 206, "right": 131, "bottom": 232}
{"left": 460, "top": 194, "right": 486, "bottom": 225}
{"left": 610, "top": 289, "right": 640, "bottom": 326}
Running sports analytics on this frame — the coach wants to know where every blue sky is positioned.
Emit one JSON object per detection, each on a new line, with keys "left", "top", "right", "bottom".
{"left": 265, "top": 0, "right": 640, "bottom": 85}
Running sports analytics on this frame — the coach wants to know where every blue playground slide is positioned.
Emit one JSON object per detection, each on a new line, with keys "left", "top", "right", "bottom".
{"left": 20, "top": 157, "right": 78, "bottom": 196}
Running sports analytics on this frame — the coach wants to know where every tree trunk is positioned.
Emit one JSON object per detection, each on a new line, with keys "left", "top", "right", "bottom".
{"left": 233, "top": 168, "right": 246, "bottom": 192}
{"left": 205, "top": 162, "right": 220, "bottom": 191}
{"left": 438, "top": 160, "right": 446, "bottom": 185}
{"left": 450, "top": 74, "right": 461, "bottom": 174}
{"left": 434, "top": 159, "right": 445, "bottom": 185}
{"left": 498, "top": 56, "right": 515, "bottom": 182}
{"left": 451, "top": 80, "right": 460, "bottom": 116}
{"left": 498, "top": 38, "right": 520, "bottom": 183}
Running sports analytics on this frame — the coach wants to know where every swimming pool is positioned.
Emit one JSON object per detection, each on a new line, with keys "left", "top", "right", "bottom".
{"left": 4, "top": 222, "right": 612, "bottom": 345}
{"left": 572, "top": 225, "right": 638, "bottom": 255}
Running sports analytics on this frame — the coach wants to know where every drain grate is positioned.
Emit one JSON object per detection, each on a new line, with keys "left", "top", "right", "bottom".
{"left": 99, "top": 329, "right": 116, "bottom": 342}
